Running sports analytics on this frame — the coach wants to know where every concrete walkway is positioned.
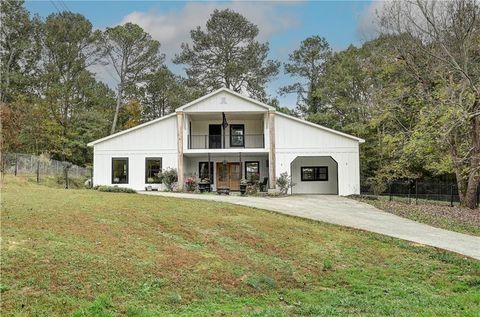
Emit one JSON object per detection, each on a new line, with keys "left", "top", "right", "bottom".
{"left": 140, "top": 191, "right": 480, "bottom": 260}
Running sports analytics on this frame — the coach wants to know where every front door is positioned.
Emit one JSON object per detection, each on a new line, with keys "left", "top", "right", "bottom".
{"left": 216, "top": 162, "right": 241, "bottom": 190}
{"left": 209, "top": 124, "right": 222, "bottom": 149}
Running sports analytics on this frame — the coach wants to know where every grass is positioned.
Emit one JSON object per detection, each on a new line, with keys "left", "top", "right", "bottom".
{"left": 1, "top": 175, "right": 480, "bottom": 316}
{"left": 353, "top": 196, "right": 480, "bottom": 237}
{"left": 19, "top": 173, "right": 88, "bottom": 190}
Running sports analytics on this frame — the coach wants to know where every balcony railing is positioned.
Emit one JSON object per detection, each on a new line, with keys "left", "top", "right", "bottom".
{"left": 188, "top": 134, "right": 265, "bottom": 149}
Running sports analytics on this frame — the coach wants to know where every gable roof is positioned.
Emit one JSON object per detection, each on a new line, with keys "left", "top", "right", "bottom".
{"left": 87, "top": 113, "right": 176, "bottom": 147}
{"left": 177, "top": 88, "right": 363, "bottom": 143}
{"left": 88, "top": 87, "right": 364, "bottom": 147}
{"left": 175, "top": 87, "right": 275, "bottom": 112}
{"left": 275, "top": 112, "right": 365, "bottom": 143}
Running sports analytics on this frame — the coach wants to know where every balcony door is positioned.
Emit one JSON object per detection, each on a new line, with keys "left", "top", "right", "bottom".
{"left": 209, "top": 124, "right": 222, "bottom": 149}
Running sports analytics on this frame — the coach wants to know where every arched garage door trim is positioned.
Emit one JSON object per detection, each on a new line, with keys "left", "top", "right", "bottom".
{"left": 290, "top": 156, "right": 339, "bottom": 195}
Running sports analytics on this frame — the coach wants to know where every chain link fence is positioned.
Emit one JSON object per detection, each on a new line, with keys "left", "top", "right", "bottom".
{"left": 2, "top": 153, "right": 91, "bottom": 188}
{"left": 360, "top": 180, "right": 480, "bottom": 207}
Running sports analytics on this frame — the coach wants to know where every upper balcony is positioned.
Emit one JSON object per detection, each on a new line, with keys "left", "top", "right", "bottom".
{"left": 183, "top": 112, "right": 269, "bottom": 152}
{"left": 188, "top": 133, "right": 264, "bottom": 149}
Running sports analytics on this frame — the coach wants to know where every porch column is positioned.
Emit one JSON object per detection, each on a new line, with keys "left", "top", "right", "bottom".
{"left": 239, "top": 152, "right": 242, "bottom": 179}
{"left": 177, "top": 111, "right": 184, "bottom": 189}
{"left": 268, "top": 110, "right": 276, "bottom": 189}
{"left": 208, "top": 153, "right": 211, "bottom": 182}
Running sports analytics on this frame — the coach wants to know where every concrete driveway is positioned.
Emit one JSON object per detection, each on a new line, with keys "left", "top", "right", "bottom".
{"left": 140, "top": 191, "right": 480, "bottom": 260}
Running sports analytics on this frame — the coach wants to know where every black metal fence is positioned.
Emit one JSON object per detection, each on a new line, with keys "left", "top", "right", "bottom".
{"left": 360, "top": 180, "right": 480, "bottom": 207}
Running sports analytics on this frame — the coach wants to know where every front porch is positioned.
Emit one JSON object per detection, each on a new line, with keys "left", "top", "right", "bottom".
{"left": 183, "top": 152, "right": 270, "bottom": 192}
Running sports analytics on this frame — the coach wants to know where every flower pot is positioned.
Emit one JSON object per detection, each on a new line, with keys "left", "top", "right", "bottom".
{"left": 199, "top": 182, "right": 211, "bottom": 193}
{"left": 240, "top": 184, "right": 247, "bottom": 195}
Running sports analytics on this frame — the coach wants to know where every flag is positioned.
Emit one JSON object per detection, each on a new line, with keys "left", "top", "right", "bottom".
{"left": 222, "top": 112, "right": 228, "bottom": 129}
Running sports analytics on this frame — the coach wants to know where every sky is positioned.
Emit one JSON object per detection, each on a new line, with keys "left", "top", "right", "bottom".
{"left": 25, "top": 0, "right": 378, "bottom": 108}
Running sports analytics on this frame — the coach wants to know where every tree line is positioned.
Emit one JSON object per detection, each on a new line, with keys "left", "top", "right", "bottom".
{"left": 1, "top": 0, "right": 479, "bottom": 208}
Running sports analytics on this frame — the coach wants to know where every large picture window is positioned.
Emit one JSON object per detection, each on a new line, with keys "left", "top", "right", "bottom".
{"left": 230, "top": 124, "right": 245, "bottom": 147}
{"left": 112, "top": 158, "right": 128, "bottom": 184}
{"left": 245, "top": 161, "right": 260, "bottom": 181}
{"left": 199, "top": 162, "right": 214, "bottom": 184}
{"left": 145, "top": 158, "right": 162, "bottom": 183}
{"left": 301, "top": 166, "right": 328, "bottom": 181}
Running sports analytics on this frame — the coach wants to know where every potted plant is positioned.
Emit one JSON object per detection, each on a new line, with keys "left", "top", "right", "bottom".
{"left": 185, "top": 176, "right": 198, "bottom": 192}
{"left": 240, "top": 178, "right": 248, "bottom": 195}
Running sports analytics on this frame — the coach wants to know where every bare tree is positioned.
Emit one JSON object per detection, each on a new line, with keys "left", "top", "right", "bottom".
{"left": 379, "top": 0, "right": 480, "bottom": 208}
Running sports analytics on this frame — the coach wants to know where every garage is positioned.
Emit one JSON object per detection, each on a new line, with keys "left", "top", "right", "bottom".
{"left": 290, "top": 156, "right": 338, "bottom": 194}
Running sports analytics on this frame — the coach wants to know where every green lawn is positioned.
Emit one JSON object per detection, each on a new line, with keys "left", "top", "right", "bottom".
{"left": 2, "top": 176, "right": 480, "bottom": 316}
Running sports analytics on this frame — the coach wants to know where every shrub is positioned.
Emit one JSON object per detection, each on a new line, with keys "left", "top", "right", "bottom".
{"left": 276, "top": 172, "right": 294, "bottom": 194}
{"left": 172, "top": 183, "right": 183, "bottom": 192}
{"left": 158, "top": 168, "right": 178, "bottom": 191}
{"left": 69, "top": 176, "right": 89, "bottom": 189}
{"left": 248, "top": 172, "right": 260, "bottom": 184}
{"left": 55, "top": 174, "right": 65, "bottom": 185}
{"left": 185, "top": 176, "right": 198, "bottom": 192}
{"left": 266, "top": 191, "right": 283, "bottom": 197}
{"left": 365, "top": 177, "right": 388, "bottom": 195}
{"left": 244, "top": 173, "right": 260, "bottom": 195}
{"left": 245, "top": 183, "right": 259, "bottom": 196}
{"left": 96, "top": 185, "right": 136, "bottom": 193}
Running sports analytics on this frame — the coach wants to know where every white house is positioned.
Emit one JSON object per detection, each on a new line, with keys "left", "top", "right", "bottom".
{"left": 88, "top": 88, "right": 364, "bottom": 195}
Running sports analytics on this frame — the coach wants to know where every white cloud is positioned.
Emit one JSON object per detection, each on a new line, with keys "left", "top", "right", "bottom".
{"left": 121, "top": 2, "right": 299, "bottom": 63}
{"left": 89, "top": 63, "right": 119, "bottom": 90}
{"left": 356, "top": 1, "right": 386, "bottom": 41}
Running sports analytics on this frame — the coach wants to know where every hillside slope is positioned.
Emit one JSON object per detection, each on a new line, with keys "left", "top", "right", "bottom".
{"left": 1, "top": 176, "right": 479, "bottom": 316}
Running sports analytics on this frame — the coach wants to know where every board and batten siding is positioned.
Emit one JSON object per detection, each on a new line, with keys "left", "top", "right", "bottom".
{"left": 274, "top": 113, "right": 361, "bottom": 196}
{"left": 182, "top": 91, "right": 270, "bottom": 113}
{"left": 92, "top": 115, "right": 177, "bottom": 190}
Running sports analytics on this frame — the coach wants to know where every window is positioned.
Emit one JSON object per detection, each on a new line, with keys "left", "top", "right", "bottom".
{"left": 301, "top": 166, "right": 328, "bottom": 181}
{"left": 145, "top": 158, "right": 162, "bottom": 183}
{"left": 199, "top": 161, "right": 214, "bottom": 184}
{"left": 230, "top": 124, "right": 245, "bottom": 147}
{"left": 245, "top": 161, "right": 260, "bottom": 181}
{"left": 112, "top": 158, "right": 128, "bottom": 184}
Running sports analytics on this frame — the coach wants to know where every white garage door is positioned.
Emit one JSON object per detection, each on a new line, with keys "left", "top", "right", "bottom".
{"left": 290, "top": 156, "right": 338, "bottom": 194}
